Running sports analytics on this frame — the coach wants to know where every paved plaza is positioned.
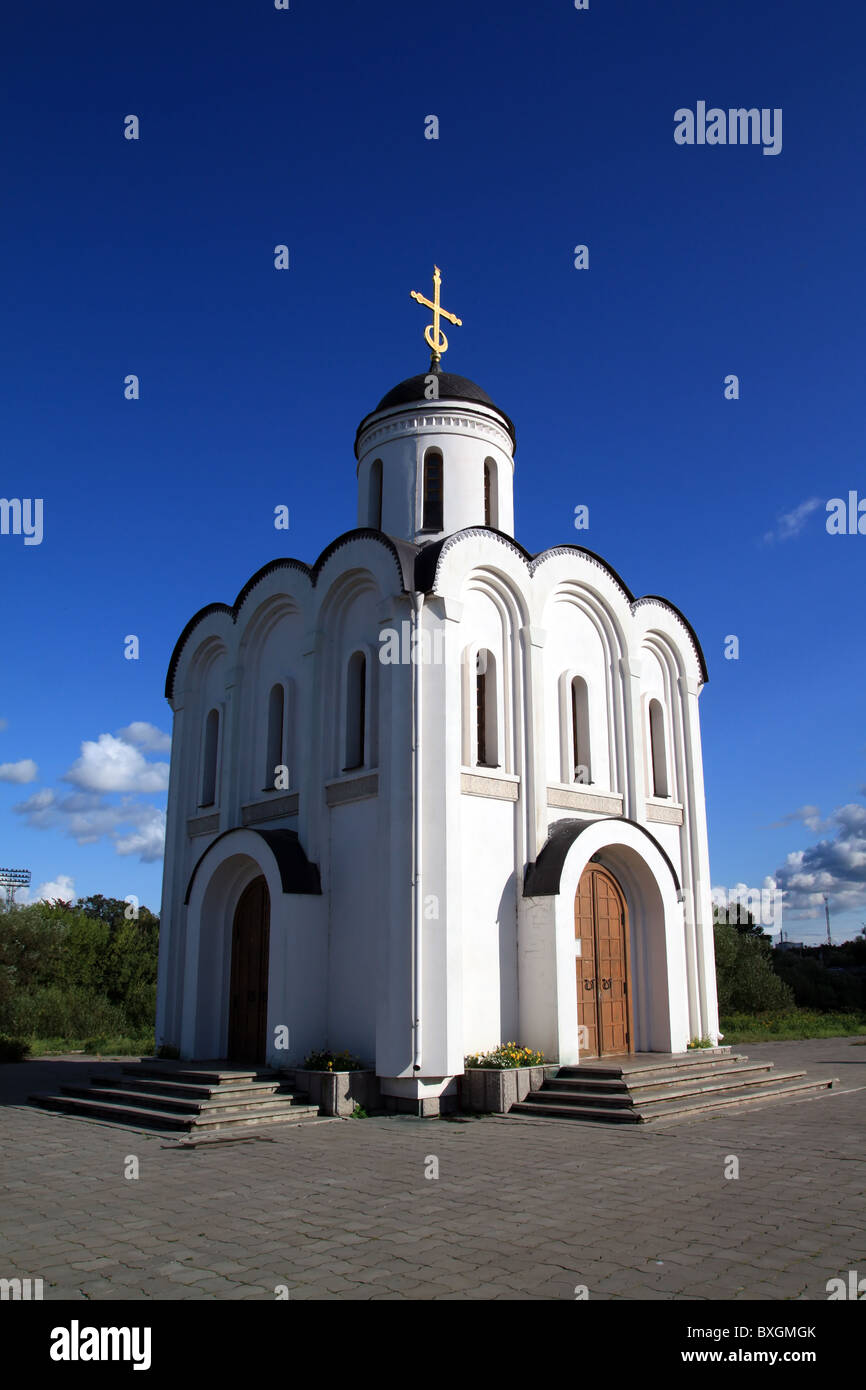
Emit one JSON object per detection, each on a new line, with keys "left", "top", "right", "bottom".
{"left": 1, "top": 1038, "right": 863, "bottom": 1301}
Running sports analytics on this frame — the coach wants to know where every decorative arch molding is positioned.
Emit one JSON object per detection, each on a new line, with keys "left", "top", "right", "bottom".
{"left": 545, "top": 582, "right": 628, "bottom": 795}
{"left": 165, "top": 530, "right": 418, "bottom": 700}
{"left": 186, "top": 633, "right": 230, "bottom": 686}
{"left": 238, "top": 594, "right": 302, "bottom": 657}
{"left": 633, "top": 596, "right": 708, "bottom": 685}
{"left": 184, "top": 826, "right": 322, "bottom": 905}
{"left": 641, "top": 632, "right": 688, "bottom": 807}
{"left": 461, "top": 568, "right": 528, "bottom": 777}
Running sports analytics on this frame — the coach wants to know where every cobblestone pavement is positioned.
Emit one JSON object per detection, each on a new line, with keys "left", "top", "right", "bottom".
{"left": 1, "top": 1038, "right": 863, "bottom": 1301}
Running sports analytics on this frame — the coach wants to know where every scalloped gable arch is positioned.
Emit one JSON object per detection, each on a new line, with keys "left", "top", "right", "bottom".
{"left": 165, "top": 529, "right": 418, "bottom": 701}
{"left": 413, "top": 529, "right": 708, "bottom": 685}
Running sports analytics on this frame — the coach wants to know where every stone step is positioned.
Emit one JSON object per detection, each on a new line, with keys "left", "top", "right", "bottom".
{"left": 58, "top": 1083, "right": 312, "bottom": 1116}
{"left": 30, "top": 1093, "right": 321, "bottom": 1131}
{"left": 556, "top": 1052, "right": 745, "bottom": 1081}
{"left": 510, "top": 1076, "right": 837, "bottom": 1124}
{"left": 530, "top": 1073, "right": 811, "bottom": 1106}
{"left": 126, "top": 1064, "right": 278, "bottom": 1085}
{"left": 547, "top": 1060, "right": 772, "bottom": 1095}
{"left": 635, "top": 1076, "right": 834, "bottom": 1119}
{"left": 625, "top": 1061, "right": 775, "bottom": 1093}
{"left": 91, "top": 1075, "right": 292, "bottom": 1102}
{"left": 510, "top": 1099, "right": 642, "bottom": 1123}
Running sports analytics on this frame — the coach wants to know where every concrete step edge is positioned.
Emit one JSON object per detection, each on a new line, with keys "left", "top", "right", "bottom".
{"left": 557, "top": 1053, "right": 746, "bottom": 1080}
{"left": 637, "top": 1077, "right": 838, "bottom": 1119}
{"left": 59, "top": 1085, "right": 312, "bottom": 1115}
{"left": 536, "top": 1069, "right": 809, "bottom": 1108}
{"left": 509, "top": 1101, "right": 642, "bottom": 1123}
{"left": 548, "top": 1062, "right": 773, "bottom": 1093}
{"left": 30, "top": 1093, "right": 322, "bottom": 1129}
{"left": 125, "top": 1066, "right": 279, "bottom": 1084}
{"left": 95, "top": 1076, "right": 290, "bottom": 1098}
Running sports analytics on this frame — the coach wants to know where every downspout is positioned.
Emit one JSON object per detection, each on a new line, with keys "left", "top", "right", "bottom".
{"left": 411, "top": 591, "right": 423, "bottom": 1072}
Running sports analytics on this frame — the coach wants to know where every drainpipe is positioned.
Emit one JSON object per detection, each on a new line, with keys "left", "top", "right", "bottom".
{"left": 411, "top": 591, "right": 423, "bottom": 1072}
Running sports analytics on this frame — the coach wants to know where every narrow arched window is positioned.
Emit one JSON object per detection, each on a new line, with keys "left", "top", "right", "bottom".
{"left": 345, "top": 652, "right": 367, "bottom": 770}
{"left": 369, "top": 459, "right": 383, "bottom": 529}
{"left": 649, "top": 698, "right": 669, "bottom": 797}
{"left": 200, "top": 708, "right": 219, "bottom": 807}
{"left": 422, "top": 449, "right": 443, "bottom": 531}
{"left": 265, "top": 683, "right": 284, "bottom": 789}
{"left": 475, "top": 649, "right": 498, "bottom": 768}
{"left": 483, "top": 458, "right": 498, "bottom": 528}
{"left": 571, "top": 676, "right": 591, "bottom": 784}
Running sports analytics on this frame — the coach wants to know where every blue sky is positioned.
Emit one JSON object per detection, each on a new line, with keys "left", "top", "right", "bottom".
{"left": 1, "top": 0, "right": 864, "bottom": 941}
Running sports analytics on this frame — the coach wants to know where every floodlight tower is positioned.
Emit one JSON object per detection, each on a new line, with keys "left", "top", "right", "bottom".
{"left": 0, "top": 867, "right": 31, "bottom": 910}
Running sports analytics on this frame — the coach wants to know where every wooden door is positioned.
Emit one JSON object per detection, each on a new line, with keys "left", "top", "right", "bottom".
{"left": 228, "top": 875, "right": 270, "bottom": 1063}
{"left": 574, "top": 865, "right": 631, "bottom": 1058}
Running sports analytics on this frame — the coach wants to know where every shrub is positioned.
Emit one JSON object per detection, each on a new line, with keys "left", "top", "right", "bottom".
{"left": 302, "top": 1049, "right": 365, "bottom": 1072}
{"left": 0, "top": 1033, "right": 30, "bottom": 1062}
{"left": 156, "top": 1043, "right": 180, "bottom": 1060}
{"left": 81, "top": 1035, "right": 153, "bottom": 1057}
{"left": 464, "top": 1042, "right": 545, "bottom": 1069}
{"left": 3, "top": 985, "right": 131, "bottom": 1039}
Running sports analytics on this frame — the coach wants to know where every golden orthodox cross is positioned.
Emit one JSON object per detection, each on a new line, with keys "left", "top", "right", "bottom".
{"left": 410, "top": 266, "right": 462, "bottom": 367}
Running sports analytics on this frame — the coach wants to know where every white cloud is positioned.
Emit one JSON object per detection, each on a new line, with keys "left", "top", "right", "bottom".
{"left": 64, "top": 734, "right": 169, "bottom": 794}
{"left": 763, "top": 497, "right": 822, "bottom": 544}
{"left": 116, "top": 721, "right": 171, "bottom": 754}
{"left": 0, "top": 716, "right": 8, "bottom": 731}
{"left": 115, "top": 808, "right": 166, "bottom": 863}
{"left": 12, "top": 723, "right": 170, "bottom": 865}
{"left": 711, "top": 876, "right": 781, "bottom": 928}
{"left": 34, "top": 874, "right": 76, "bottom": 904}
{"left": 0, "top": 758, "right": 38, "bottom": 784}
{"left": 771, "top": 804, "right": 825, "bottom": 832}
{"left": 774, "top": 799, "right": 866, "bottom": 917}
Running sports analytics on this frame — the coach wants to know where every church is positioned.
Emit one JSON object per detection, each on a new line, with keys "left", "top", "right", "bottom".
{"left": 155, "top": 269, "right": 720, "bottom": 1116}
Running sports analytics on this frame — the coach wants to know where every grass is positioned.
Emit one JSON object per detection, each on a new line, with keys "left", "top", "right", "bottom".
{"left": 721, "top": 1009, "right": 866, "bottom": 1043}
{"left": 26, "top": 1034, "right": 154, "bottom": 1057}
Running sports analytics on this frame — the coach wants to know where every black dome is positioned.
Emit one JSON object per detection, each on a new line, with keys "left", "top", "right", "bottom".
{"left": 376, "top": 372, "right": 497, "bottom": 413}
{"left": 355, "top": 370, "right": 515, "bottom": 454}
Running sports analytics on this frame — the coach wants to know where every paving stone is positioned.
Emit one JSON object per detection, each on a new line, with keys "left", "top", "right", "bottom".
{"left": 2, "top": 1039, "right": 862, "bottom": 1300}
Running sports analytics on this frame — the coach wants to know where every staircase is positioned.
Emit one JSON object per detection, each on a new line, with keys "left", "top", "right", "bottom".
{"left": 509, "top": 1050, "right": 838, "bottom": 1124}
{"left": 30, "top": 1061, "right": 322, "bottom": 1133}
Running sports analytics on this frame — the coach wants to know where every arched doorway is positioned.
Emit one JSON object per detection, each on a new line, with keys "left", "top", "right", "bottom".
{"left": 228, "top": 875, "right": 270, "bottom": 1063}
{"left": 574, "top": 864, "right": 632, "bottom": 1058}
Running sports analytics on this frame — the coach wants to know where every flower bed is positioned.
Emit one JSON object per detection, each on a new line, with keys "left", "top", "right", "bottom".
{"left": 465, "top": 1042, "right": 545, "bottom": 1070}
{"left": 460, "top": 1043, "right": 555, "bottom": 1113}
{"left": 302, "top": 1049, "right": 365, "bottom": 1072}
{"left": 458, "top": 1063, "right": 558, "bottom": 1114}
{"left": 285, "top": 1066, "right": 378, "bottom": 1116}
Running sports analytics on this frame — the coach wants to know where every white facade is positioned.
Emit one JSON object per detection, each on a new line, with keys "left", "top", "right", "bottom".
{"left": 156, "top": 367, "right": 719, "bottom": 1111}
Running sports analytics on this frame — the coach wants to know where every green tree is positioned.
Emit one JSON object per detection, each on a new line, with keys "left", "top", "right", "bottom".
{"left": 714, "top": 922, "right": 793, "bottom": 1013}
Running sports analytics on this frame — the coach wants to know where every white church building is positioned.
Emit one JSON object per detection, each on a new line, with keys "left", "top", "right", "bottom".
{"left": 155, "top": 272, "right": 720, "bottom": 1115}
